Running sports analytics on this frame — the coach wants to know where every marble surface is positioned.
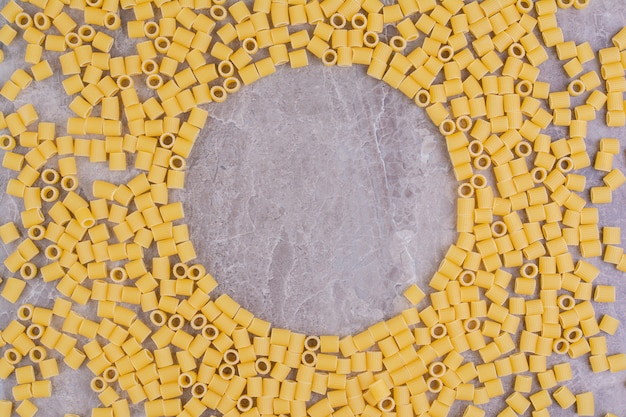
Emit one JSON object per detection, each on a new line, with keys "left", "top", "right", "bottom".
{"left": 184, "top": 65, "right": 456, "bottom": 336}
{"left": 1, "top": 0, "right": 626, "bottom": 416}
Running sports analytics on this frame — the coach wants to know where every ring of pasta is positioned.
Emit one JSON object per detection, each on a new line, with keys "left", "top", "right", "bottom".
{"left": 0, "top": 0, "right": 626, "bottom": 416}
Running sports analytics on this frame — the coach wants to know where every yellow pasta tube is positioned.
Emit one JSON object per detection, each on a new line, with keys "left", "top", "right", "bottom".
{"left": 1, "top": 278, "right": 27, "bottom": 303}
{"left": 575, "top": 392, "right": 594, "bottom": 416}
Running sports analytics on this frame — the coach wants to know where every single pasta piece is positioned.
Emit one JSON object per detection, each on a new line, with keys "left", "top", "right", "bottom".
{"left": 0, "top": 222, "right": 20, "bottom": 244}
{"left": 575, "top": 392, "right": 594, "bottom": 416}
{"left": 1, "top": 278, "right": 27, "bottom": 303}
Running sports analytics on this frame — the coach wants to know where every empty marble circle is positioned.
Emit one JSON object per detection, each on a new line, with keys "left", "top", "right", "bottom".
{"left": 185, "top": 65, "right": 457, "bottom": 335}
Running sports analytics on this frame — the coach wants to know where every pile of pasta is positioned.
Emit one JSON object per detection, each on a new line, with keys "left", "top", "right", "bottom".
{"left": 0, "top": 0, "right": 626, "bottom": 415}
